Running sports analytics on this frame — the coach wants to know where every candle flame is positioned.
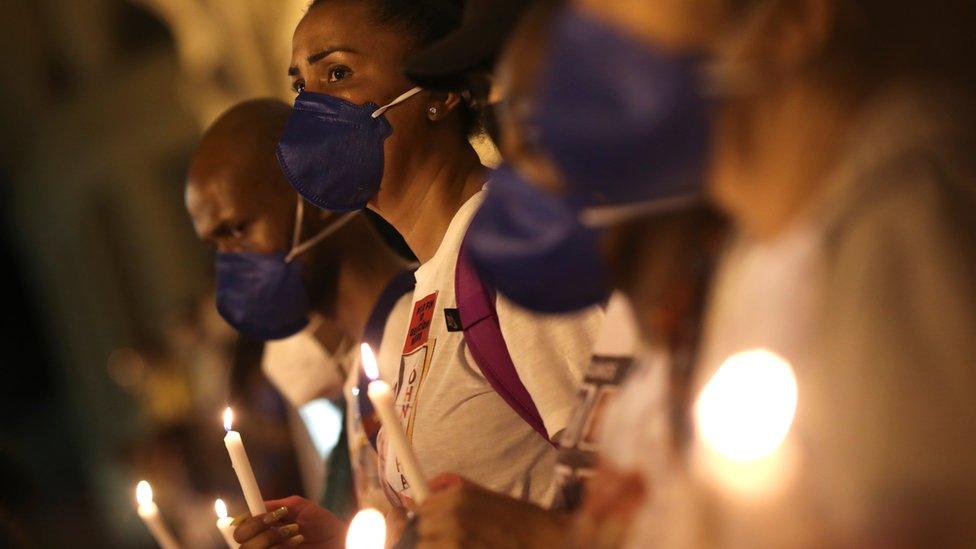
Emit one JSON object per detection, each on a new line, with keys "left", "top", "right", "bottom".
{"left": 136, "top": 480, "right": 154, "bottom": 506}
{"left": 215, "top": 498, "right": 228, "bottom": 519}
{"left": 695, "top": 349, "right": 798, "bottom": 461}
{"left": 345, "top": 508, "right": 386, "bottom": 549}
{"left": 223, "top": 407, "right": 234, "bottom": 431}
{"left": 360, "top": 343, "right": 379, "bottom": 381}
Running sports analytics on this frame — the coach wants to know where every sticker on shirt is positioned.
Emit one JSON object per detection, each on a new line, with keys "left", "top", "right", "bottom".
{"left": 397, "top": 293, "right": 438, "bottom": 421}
{"left": 403, "top": 292, "right": 437, "bottom": 354}
{"left": 389, "top": 292, "right": 438, "bottom": 496}
{"left": 396, "top": 340, "right": 435, "bottom": 440}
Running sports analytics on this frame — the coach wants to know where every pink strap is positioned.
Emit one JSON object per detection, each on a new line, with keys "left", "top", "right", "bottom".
{"left": 456, "top": 241, "right": 554, "bottom": 445}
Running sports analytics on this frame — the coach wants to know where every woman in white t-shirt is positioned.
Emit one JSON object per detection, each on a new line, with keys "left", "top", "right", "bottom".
{"left": 274, "top": 0, "right": 601, "bottom": 510}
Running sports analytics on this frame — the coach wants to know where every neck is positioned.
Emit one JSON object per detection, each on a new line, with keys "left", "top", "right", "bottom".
{"left": 371, "top": 138, "right": 486, "bottom": 263}
{"left": 330, "top": 243, "right": 410, "bottom": 343}
{"left": 713, "top": 79, "right": 861, "bottom": 239}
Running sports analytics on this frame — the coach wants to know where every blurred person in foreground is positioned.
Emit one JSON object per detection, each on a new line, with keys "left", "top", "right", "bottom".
{"left": 407, "top": 1, "right": 726, "bottom": 547}
{"left": 401, "top": 0, "right": 533, "bottom": 148}
{"left": 186, "top": 99, "right": 417, "bottom": 546}
{"left": 540, "top": 0, "right": 976, "bottom": 546}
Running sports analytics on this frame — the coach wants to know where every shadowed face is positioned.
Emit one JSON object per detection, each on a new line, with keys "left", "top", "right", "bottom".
{"left": 185, "top": 117, "right": 343, "bottom": 317}
{"left": 493, "top": 4, "right": 564, "bottom": 193}
{"left": 185, "top": 151, "right": 294, "bottom": 255}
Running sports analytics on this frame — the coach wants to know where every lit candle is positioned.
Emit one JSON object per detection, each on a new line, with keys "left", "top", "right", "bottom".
{"left": 214, "top": 498, "right": 240, "bottom": 548}
{"left": 345, "top": 508, "right": 386, "bottom": 549}
{"left": 135, "top": 481, "right": 180, "bottom": 549}
{"left": 222, "top": 407, "right": 266, "bottom": 516}
{"left": 361, "top": 343, "right": 429, "bottom": 502}
{"left": 695, "top": 349, "right": 798, "bottom": 461}
{"left": 693, "top": 349, "right": 799, "bottom": 496}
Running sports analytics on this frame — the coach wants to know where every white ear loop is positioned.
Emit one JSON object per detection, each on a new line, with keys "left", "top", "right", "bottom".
{"left": 371, "top": 87, "right": 424, "bottom": 118}
{"left": 286, "top": 198, "right": 358, "bottom": 262}
{"left": 579, "top": 194, "right": 703, "bottom": 228}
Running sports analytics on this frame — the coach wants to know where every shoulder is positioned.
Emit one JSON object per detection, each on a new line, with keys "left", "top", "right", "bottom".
{"left": 825, "top": 142, "right": 976, "bottom": 272}
{"left": 495, "top": 294, "right": 606, "bottom": 340}
{"left": 818, "top": 134, "right": 976, "bottom": 369}
{"left": 494, "top": 294, "right": 605, "bottom": 369}
{"left": 820, "top": 84, "right": 976, "bottom": 255}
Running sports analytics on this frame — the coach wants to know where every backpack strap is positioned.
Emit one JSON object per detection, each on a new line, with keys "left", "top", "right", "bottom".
{"left": 456, "top": 240, "right": 555, "bottom": 446}
{"left": 358, "top": 267, "right": 418, "bottom": 449}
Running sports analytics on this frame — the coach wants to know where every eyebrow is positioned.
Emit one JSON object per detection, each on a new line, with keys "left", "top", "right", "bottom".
{"left": 288, "top": 46, "right": 359, "bottom": 76}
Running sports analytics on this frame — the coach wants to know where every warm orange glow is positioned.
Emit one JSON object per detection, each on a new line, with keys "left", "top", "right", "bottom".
{"left": 695, "top": 349, "right": 798, "bottom": 461}
{"left": 214, "top": 498, "right": 228, "bottom": 519}
{"left": 345, "top": 508, "right": 386, "bottom": 549}
{"left": 223, "top": 407, "right": 234, "bottom": 431}
{"left": 136, "top": 480, "right": 154, "bottom": 506}
{"left": 360, "top": 343, "right": 379, "bottom": 381}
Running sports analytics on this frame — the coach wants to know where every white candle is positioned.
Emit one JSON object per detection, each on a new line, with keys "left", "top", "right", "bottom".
{"left": 360, "top": 343, "right": 429, "bottom": 502}
{"left": 223, "top": 407, "right": 266, "bottom": 516}
{"left": 135, "top": 481, "right": 180, "bottom": 549}
{"left": 214, "top": 498, "right": 241, "bottom": 548}
{"left": 345, "top": 508, "right": 386, "bottom": 549}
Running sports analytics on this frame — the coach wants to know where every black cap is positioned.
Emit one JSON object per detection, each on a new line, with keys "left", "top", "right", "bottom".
{"left": 404, "top": 0, "right": 534, "bottom": 90}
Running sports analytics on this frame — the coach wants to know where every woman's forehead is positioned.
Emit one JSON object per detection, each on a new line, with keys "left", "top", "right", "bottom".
{"left": 293, "top": 2, "right": 412, "bottom": 59}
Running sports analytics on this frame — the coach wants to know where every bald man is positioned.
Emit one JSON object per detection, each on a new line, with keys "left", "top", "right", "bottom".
{"left": 185, "top": 99, "right": 415, "bottom": 528}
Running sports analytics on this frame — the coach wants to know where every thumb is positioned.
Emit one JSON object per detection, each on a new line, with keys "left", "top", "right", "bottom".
{"left": 263, "top": 495, "right": 309, "bottom": 521}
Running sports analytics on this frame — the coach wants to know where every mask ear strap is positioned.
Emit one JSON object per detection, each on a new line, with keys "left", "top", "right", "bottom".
{"left": 286, "top": 211, "right": 358, "bottom": 263}
{"left": 372, "top": 87, "right": 424, "bottom": 118}
{"left": 579, "top": 194, "right": 703, "bottom": 227}
{"left": 291, "top": 197, "right": 305, "bottom": 251}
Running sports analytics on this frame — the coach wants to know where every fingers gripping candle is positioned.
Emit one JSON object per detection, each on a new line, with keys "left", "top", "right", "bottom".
{"left": 135, "top": 481, "right": 180, "bottom": 549}
{"left": 223, "top": 407, "right": 266, "bottom": 516}
{"left": 361, "top": 343, "right": 429, "bottom": 502}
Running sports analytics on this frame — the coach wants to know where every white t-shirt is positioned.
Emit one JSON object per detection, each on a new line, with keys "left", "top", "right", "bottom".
{"left": 380, "top": 190, "right": 602, "bottom": 505}
{"left": 262, "top": 325, "right": 347, "bottom": 407}
{"left": 343, "top": 292, "right": 414, "bottom": 512}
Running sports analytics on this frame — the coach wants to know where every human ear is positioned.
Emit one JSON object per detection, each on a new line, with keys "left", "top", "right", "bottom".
{"left": 765, "top": 0, "right": 834, "bottom": 72}
{"left": 425, "top": 92, "right": 463, "bottom": 121}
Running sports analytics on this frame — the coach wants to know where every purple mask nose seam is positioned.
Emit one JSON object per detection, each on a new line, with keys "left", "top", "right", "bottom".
{"left": 277, "top": 91, "right": 395, "bottom": 212}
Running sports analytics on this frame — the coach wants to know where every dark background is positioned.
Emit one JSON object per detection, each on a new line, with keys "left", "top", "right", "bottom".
{"left": 0, "top": 1, "right": 315, "bottom": 546}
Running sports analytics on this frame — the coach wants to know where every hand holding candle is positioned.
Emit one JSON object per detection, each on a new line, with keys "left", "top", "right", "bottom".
{"left": 214, "top": 498, "right": 240, "bottom": 548}
{"left": 361, "top": 343, "right": 429, "bottom": 502}
{"left": 223, "top": 407, "right": 266, "bottom": 516}
{"left": 135, "top": 481, "right": 180, "bottom": 549}
{"left": 345, "top": 508, "right": 386, "bottom": 549}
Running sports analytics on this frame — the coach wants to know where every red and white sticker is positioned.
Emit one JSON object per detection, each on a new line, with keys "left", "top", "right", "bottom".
{"left": 403, "top": 292, "right": 437, "bottom": 354}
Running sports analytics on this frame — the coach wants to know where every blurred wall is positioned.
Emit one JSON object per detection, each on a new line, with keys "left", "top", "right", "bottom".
{"left": 0, "top": 0, "right": 307, "bottom": 545}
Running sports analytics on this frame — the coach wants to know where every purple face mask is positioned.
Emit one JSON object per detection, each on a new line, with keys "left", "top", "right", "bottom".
{"left": 215, "top": 200, "right": 356, "bottom": 340}
{"left": 276, "top": 88, "right": 422, "bottom": 212}
{"left": 534, "top": 7, "right": 710, "bottom": 209}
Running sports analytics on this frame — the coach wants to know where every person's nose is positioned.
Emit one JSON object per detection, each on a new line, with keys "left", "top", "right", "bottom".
{"left": 216, "top": 240, "right": 249, "bottom": 254}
